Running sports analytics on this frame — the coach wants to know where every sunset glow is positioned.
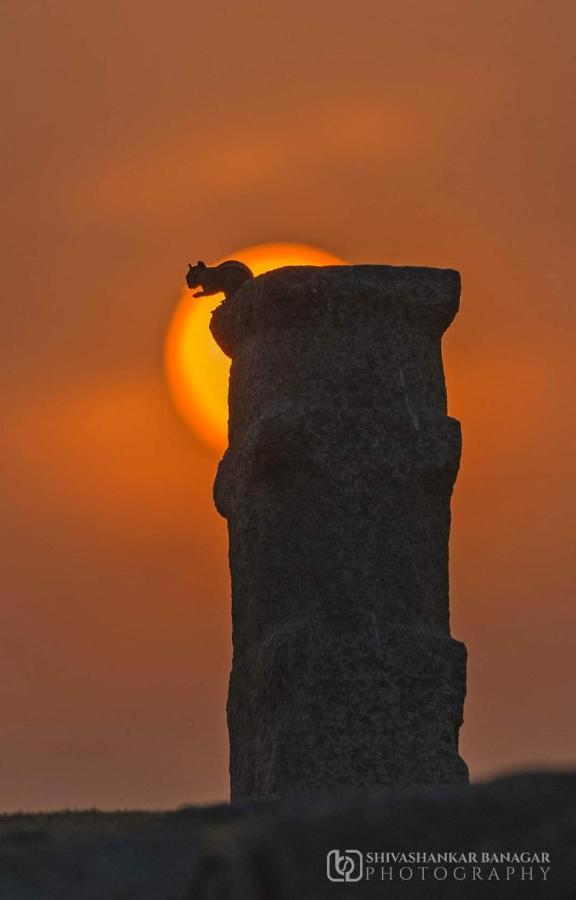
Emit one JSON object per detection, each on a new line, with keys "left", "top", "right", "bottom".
{"left": 165, "top": 243, "right": 345, "bottom": 450}
{"left": 3, "top": 0, "right": 574, "bottom": 815}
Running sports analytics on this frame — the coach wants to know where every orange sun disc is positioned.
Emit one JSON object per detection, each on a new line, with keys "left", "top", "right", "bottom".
{"left": 165, "top": 242, "right": 346, "bottom": 452}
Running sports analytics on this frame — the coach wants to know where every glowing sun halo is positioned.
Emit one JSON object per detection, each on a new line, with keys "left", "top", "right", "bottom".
{"left": 165, "top": 242, "right": 346, "bottom": 451}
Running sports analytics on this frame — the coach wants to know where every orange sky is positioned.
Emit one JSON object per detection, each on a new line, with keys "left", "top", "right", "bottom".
{"left": 1, "top": 0, "right": 575, "bottom": 810}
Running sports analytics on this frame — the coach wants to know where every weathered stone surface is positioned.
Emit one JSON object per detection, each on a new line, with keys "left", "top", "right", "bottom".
{"left": 211, "top": 265, "right": 468, "bottom": 799}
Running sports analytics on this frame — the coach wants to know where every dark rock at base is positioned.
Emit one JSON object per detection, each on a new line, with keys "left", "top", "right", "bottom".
{"left": 0, "top": 773, "right": 574, "bottom": 898}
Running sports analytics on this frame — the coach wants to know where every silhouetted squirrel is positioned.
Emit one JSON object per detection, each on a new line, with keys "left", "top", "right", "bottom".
{"left": 186, "top": 260, "right": 253, "bottom": 300}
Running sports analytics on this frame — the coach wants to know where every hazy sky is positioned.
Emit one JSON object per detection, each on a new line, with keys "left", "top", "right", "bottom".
{"left": 1, "top": 0, "right": 574, "bottom": 810}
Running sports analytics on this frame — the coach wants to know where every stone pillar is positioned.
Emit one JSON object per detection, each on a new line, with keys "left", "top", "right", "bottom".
{"left": 211, "top": 265, "right": 468, "bottom": 799}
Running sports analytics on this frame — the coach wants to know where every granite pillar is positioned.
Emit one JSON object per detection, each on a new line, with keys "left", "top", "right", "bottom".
{"left": 211, "top": 265, "right": 468, "bottom": 799}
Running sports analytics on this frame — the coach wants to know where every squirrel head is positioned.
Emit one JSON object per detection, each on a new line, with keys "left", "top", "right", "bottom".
{"left": 186, "top": 260, "right": 206, "bottom": 289}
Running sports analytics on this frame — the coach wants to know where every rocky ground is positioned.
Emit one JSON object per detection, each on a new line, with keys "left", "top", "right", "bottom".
{"left": 0, "top": 772, "right": 574, "bottom": 899}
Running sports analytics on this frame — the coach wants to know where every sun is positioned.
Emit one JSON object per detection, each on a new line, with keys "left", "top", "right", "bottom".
{"left": 165, "top": 242, "right": 345, "bottom": 451}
